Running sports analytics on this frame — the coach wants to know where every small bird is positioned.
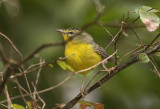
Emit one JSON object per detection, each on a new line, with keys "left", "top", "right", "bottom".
{"left": 57, "top": 28, "right": 112, "bottom": 95}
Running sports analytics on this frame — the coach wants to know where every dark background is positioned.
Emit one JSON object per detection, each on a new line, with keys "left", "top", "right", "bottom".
{"left": 0, "top": 0, "right": 160, "bottom": 109}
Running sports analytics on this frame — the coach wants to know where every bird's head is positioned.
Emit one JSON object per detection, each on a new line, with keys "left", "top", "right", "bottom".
{"left": 56, "top": 28, "right": 81, "bottom": 41}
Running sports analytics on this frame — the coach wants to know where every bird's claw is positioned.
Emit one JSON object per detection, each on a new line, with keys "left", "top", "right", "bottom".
{"left": 80, "top": 88, "right": 87, "bottom": 98}
{"left": 102, "top": 66, "right": 117, "bottom": 74}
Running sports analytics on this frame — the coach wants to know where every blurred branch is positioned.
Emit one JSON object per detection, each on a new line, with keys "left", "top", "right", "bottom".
{"left": 150, "top": 56, "right": 160, "bottom": 77}
{"left": 81, "top": 0, "right": 105, "bottom": 31}
{"left": 14, "top": 57, "right": 64, "bottom": 77}
{"left": 0, "top": 32, "right": 23, "bottom": 60}
{"left": 19, "top": 68, "right": 32, "bottom": 96}
{"left": 0, "top": 73, "right": 74, "bottom": 104}
{"left": 0, "top": 43, "right": 9, "bottom": 64}
{"left": 129, "top": 26, "right": 144, "bottom": 46}
{"left": 35, "top": 58, "right": 43, "bottom": 89}
{"left": 99, "top": 21, "right": 145, "bottom": 28}
{"left": 3, "top": 85, "right": 12, "bottom": 109}
{"left": 145, "top": 33, "right": 160, "bottom": 51}
{"left": 13, "top": 78, "right": 29, "bottom": 109}
{"left": 113, "top": 22, "right": 124, "bottom": 65}
{"left": 0, "top": 103, "right": 8, "bottom": 108}
{"left": 20, "top": 42, "right": 65, "bottom": 65}
{"left": 0, "top": 41, "right": 65, "bottom": 96}
{"left": 0, "top": 44, "right": 14, "bottom": 97}
{"left": 0, "top": 73, "right": 12, "bottom": 109}
{"left": 32, "top": 82, "right": 45, "bottom": 109}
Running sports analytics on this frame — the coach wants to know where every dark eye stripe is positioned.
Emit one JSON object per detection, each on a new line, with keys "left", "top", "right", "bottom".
{"left": 68, "top": 32, "right": 74, "bottom": 34}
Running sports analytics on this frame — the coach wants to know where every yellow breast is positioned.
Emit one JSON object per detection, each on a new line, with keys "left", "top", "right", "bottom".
{"left": 65, "top": 41, "right": 102, "bottom": 76}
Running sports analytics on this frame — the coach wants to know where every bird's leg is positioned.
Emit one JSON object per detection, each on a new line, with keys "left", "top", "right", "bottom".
{"left": 102, "top": 60, "right": 111, "bottom": 74}
{"left": 80, "top": 76, "right": 86, "bottom": 98}
{"left": 102, "top": 60, "right": 118, "bottom": 74}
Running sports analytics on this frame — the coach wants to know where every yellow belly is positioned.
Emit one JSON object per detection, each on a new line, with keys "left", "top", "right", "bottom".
{"left": 65, "top": 42, "right": 102, "bottom": 76}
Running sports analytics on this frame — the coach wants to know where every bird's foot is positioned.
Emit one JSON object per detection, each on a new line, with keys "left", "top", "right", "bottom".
{"left": 102, "top": 62, "right": 111, "bottom": 74}
{"left": 101, "top": 66, "right": 117, "bottom": 74}
{"left": 80, "top": 88, "right": 87, "bottom": 98}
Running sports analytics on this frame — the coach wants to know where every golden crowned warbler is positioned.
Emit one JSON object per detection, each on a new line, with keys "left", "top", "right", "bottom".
{"left": 57, "top": 28, "right": 112, "bottom": 93}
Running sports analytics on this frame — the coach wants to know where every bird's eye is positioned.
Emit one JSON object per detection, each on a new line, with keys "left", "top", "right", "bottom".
{"left": 68, "top": 32, "right": 74, "bottom": 34}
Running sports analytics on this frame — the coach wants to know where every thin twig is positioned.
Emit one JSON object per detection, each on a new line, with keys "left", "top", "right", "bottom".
{"left": 0, "top": 44, "right": 14, "bottom": 96}
{"left": 19, "top": 68, "right": 32, "bottom": 96}
{"left": 13, "top": 78, "right": 37, "bottom": 102}
{"left": 145, "top": 33, "right": 160, "bottom": 51}
{"left": 81, "top": 0, "right": 104, "bottom": 31}
{"left": 149, "top": 56, "right": 160, "bottom": 77}
{"left": 125, "top": 11, "right": 130, "bottom": 23}
{"left": 119, "top": 46, "right": 143, "bottom": 63}
{"left": 3, "top": 85, "right": 12, "bottom": 109}
{"left": 0, "top": 43, "right": 9, "bottom": 64}
{"left": 129, "top": 26, "right": 144, "bottom": 46}
{"left": 13, "top": 78, "right": 29, "bottom": 109}
{"left": 6, "top": 0, "right": 20, "bottom": 17}
{"left": 113, "top": 21, "right": 124, "bottom": 65}
{"left": 14, "top": 58, "right": 60, "bottom": 77}
{"left": 37, "top": 73, "right": 74, "bottom": 94}
{"left": 32, "top": 83, "right": 46, "bottom": 109}
{"left": 97, "top": 23, "right": 115, "bottom": 50}
{"left": 35, "top": 58, "right": 44, "bottom": 88}
{"left": 0, "top": 41, "right": 66, "bottom": 96}
{"left": 0, "top": 73, "right": 12, "bottom": 109}
{"left": 84, "top": 71, "right": 101, "bottom": 90}
{"left": 0, "top": 32, "right": 23, "bottom": 60}
{"left": 20, "top": 42, "right": 65, "bottom": 65}
{"left": 98, "top": 23, "right": 114, "bottom": 38}
{"left": 14, "top": 60, "right": 45, "bottom": 77}
{"left": 0, "top": 73, "right": 74, "bottom": 104}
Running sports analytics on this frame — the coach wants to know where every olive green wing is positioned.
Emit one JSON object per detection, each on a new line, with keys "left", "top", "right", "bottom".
{"left": 81, "top": 32, "right": 114, "bottom": 62}
{"left": 93, "top": 43, "right": 114, "bottom": 62}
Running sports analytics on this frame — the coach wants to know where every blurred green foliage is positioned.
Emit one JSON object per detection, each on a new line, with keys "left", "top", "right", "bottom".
{"left": 0, "top": 0, "right": 160, "bottom": 109}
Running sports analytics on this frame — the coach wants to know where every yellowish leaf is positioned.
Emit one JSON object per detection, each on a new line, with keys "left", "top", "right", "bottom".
{"left": 49, "top": 64, "right": 54, "bottom": 68}
{"left": 57, "top": 60, "right": 74, "bottom": 72}
{"left": 57, "top": 60, "right": 67, "bottom": 70}
{"left": 12, "top": 104, "right": 25, "bottom": 109}
{"left": 78, "top": 101, "right": 104, "bottom": 109}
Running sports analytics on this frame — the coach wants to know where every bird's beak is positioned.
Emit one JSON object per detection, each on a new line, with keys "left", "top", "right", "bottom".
{"left": 56, "top": 29, "right": 65, "bottom": 34}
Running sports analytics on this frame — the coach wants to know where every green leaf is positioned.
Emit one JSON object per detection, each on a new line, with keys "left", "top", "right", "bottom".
{"left": 57, "top": 60, "right": 67, "bottom": 70}
{"left": 49, "top": 64, "right": 54, "bottom": 68}
{"left": 135, "top": 6, "right": 158, "bottom": 14}
{"left": 57, "top": 60, "right": 74, "bottom": 72}
{"left": 12, "top": 104, "right": 25, "bottom": 109}
{"left": 138, "top": 53, "right": 150, "bottom": 63}
{"left": 27, "top": 101, "right": 37, "bottom": 109}
{"left": 66, "top": 64, "right": 74, "bottom": 72}
{"left": 78, "top": 101, "right": 92, "bottom": 106}
{"left": 135, "top": 6, "right": 160, "bottom": 32}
